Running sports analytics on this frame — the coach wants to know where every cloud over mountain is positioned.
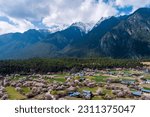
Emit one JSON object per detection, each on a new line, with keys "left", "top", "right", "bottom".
{"left": 0, "top": 0, "right": 150, "bottom": 34}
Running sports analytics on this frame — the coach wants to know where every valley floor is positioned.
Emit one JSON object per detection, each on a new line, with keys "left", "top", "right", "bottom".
{"left": 1, "top": 65, "right": 150, "bottom": 100}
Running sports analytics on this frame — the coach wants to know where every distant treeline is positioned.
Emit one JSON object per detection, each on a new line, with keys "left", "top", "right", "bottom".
{"left": 0, "top": 58, "right": 143, "bottom": 74}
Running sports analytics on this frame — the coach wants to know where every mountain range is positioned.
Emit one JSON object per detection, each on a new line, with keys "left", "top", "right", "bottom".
{"left": 0, "top": 8, "right": 150, "bottom": 59}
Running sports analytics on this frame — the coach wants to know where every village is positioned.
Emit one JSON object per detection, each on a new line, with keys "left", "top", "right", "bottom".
{"left": 0, "top": 65, "right": 150, "bottom": 100}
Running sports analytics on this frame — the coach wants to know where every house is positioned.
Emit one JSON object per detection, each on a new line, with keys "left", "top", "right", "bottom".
{"left": 82, "top": 90, "right": 93, "bottom": 100}
{"left": 141, "top": 79, "right": 150, "bottom": 84}
{"left": 79, "top": 72, "right": 84, "bottom": 77}
{"left": 141, "top": 89, "right": 150, "bottom": 93}
{"left": 121, "top": 80, "right": 135, "bottom": 85}
{"left": 144, "top": 69, "right": 150, "bottom": 73}
{"left": 146, "top": 80, "right": 150, "bottom": 84}
{"left": 68, "top": 92, "right": 80, "bottom": 97}
{"left": 132, "top": 91, "right": 142, "bottom": 97}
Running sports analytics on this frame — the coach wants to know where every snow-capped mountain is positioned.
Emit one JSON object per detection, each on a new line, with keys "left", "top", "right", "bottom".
{"left": 71, "top": 22, "right": 95, "bottom": 33}
{"left": 94, "top": 17, "right": 110, "bottom": 28}
{"left": 48, "top": 24, "right": 69, "bottom": 33}
{"left": 0, "top": 8, "right": 150, "bottom": 59}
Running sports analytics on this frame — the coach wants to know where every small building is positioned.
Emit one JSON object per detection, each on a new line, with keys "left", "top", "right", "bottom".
{"left": 146, "top": 80, "right": 150, "bottom": 84}
{"left": 141, "top": 79, "right": 150, "bottom": 84}
{"left": 144, "top": 69, "right": 150, "bottom": 73}
{"left": 68, "top": 92, "right": 80, "bottom": 97}
{"left": 132, "top": 91, "right": 142, "bottom": 97}
{"left": 121, "top": 80, "right": 135, "bottom": 85}
{"left": 141, "top": 89, "right": 150, "bottom": 93}
{"left": 82, "top": 90, "right": 93, "bottom": 100}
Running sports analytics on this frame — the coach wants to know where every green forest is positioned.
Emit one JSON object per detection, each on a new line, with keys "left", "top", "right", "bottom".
{"left": 0, "top": 58, "right": 142, "bottom": 74}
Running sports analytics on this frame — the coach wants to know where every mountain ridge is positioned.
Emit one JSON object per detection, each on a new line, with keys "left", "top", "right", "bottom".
{"left": 0, "top": 8, "right": 150, "bottom": 59}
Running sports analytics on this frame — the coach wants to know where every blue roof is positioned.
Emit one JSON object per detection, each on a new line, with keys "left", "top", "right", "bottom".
{"left": 141, "top": 89, "right": 150, "bottom": 93}
{"left": 132, "top": 91, "right": 142, "bottom": 96}
{"left": 82, "top": 90, "right": 92, "bottom": 97}
{"left": 69, "top": 92, "right": 80, "bottom": 97}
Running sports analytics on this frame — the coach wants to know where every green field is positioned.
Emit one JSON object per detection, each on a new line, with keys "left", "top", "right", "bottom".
{"left": 92, "top": 75, "right": 109, "bottom": 82}
{"left": 6, "top": 86, "right": 26, "bottom": 100}
{"left": 22, "top": 87, "right": 31, "bottom": 94}
{"left": 78, "top": 87, "right": 98, "bottom": 93}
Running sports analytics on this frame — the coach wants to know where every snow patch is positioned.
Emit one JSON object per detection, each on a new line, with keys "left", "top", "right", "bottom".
{"left": 48, "top": 24, "right": 69, "bottom": 33}
{"left": 71, "top": 22, "right": 95, "bottom": 33}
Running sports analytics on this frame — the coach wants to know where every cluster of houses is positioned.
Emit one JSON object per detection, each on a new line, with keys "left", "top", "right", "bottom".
{"left": 0, "top": 67, "right": 150, "bottom": 100}
{"left": 0, "top": 75, "right": 8, "bottom": 99}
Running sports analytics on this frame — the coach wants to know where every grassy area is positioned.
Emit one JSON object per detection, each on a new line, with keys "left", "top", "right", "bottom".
{"left": 54, "top": 77, "right": 66, "bottom": 82}
{"left": 130, "top": 89, "right": 137, "bottom": 92}
{"left": 120, "top": 77, "right": 135, "bottom": 81}
{"left": 6, "top": 86, "right": 26, "bottom": 100}
{"left": 92, "top": 96, "right": 103, "bottom": 100}
{"left": 144, "top": 75, "right": 150, "bottom": 80}
{"left": 78, "top": 87, "right": 98, "bottom": 93}
{"left": 92, "top": 75, "right": 109, "bottom": 82}
{"left": 102, "top": 88, "right": 114, "bottom": 97}
{"left": 85, "top": 76, "right": 94, "bottom": 79}
{"left": 45, "top": 74, "right": 66, "bottom": 83}
{"left": 51, "top": 90, "right": 67, "bottom": 95}
{"left": 140, "top": 84, "right": 150, "bottom": 89}
{"left": 22, "top": 87, "right": 31, "bottom": 94}
{"left": 143, "top": 87, "right": 150, "bottom": 90}
{"left": 123, "top": 70, "right": 131, "bottom": 74}
{"left": 146, "top": 77, "right": 150, "bottom": 80}
{"left": 56, "top": 73, "right": 68, "bottom": 77}
{"left": 74, "top": 76, "right": 81, "bottom": 80}
{"left": 47, "top": 77, "right": 66, "bottom": 83}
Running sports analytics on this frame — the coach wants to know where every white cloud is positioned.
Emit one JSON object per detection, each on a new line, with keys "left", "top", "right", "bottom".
{"left": 114, "top": 0, "right": 150, "bottom": 10}
{"left": 0, "top": 16, "right": 35, "bottom": 34}
{"left": 42, "top": 0, "right": 118, "bottom": 27}
{"left": 0, "top": 0, "right": 150, "bottom": 34}
{"left": 0, "top": 0, "right": 50, "bottom": 21}
{"left": 0, "top": 21, "right": 18, "bottom": 34}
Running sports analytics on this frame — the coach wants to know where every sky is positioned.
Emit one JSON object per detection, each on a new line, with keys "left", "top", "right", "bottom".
{"left": 0, "top": 0, "right": 150, "bottom": 34}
